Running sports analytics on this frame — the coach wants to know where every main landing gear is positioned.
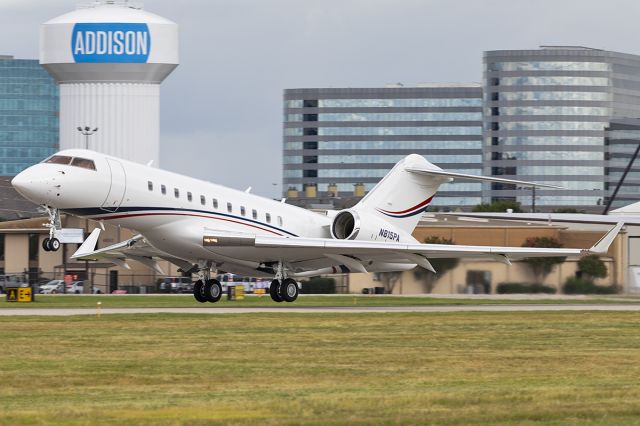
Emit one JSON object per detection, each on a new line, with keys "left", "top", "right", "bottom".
{"left": 194, "top": 278, "right": 222, "bottom": 303}
{"left": 269, "top": 261, "right": 299, "bottom": 303}
{"left": 192, "top": 262, "right": 222, "bottom": 303}
{"left": 269, "top": 278, "right": 299, "bottom": 303}
{"left": 42, "top": 206, "right": 61, "bottom": 252}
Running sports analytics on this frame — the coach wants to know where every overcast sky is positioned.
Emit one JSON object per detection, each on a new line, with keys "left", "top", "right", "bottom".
{"left": 2, "top": 0, "right": 640, "bottom": 197}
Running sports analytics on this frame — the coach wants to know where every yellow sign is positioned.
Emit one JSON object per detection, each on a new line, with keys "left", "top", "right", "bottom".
{"left": 234, "top": 286, "right": 245, "bottom": 300}
{"left": 18, "top": 288, "right": 32, "bottom": 303}
{"left": 6, "top": 288, "right": 18, "bottom": 302}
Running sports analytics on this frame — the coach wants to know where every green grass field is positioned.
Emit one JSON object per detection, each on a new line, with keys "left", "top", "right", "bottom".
{"left": 1, "top": 311, "right": 640, "bottom": 425}
{"left": 1, "top": 294, "right": 639, "bottom": 309}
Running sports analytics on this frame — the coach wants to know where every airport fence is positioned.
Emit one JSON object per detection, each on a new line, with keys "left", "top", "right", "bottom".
{"left": 9, "top": 270, "right": 350, "bottom": 294}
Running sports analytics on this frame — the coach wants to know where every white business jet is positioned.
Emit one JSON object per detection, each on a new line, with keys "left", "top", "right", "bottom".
{"left": 11, "top": 149, "right": 623, "bottom": 303}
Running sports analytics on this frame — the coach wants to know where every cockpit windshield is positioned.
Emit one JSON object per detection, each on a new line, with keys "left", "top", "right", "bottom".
{"left": 44, "top": 155, "right": 72, "bottom": 165}
{"left": 43, "top": 155, "right": 96, "bottom": 171}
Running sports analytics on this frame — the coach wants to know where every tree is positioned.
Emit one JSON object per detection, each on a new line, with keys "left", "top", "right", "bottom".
{"left": 472, "top": 200, "right": 523, "bottom": 213}
{"left": 521, "top": 236, "right": 566, "bottom": 282}
{"left": 578, "top": 255, "right": 607, "bottom": 281}
{"left": 413, "top": 236, "right": 460, "bottom": 292}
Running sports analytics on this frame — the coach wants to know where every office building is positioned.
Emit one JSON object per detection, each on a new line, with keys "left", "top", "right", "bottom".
{"left": 484, "top": 46, "right": 640, "bottom": 211}
{"left": 0, "top": 56, "right": 58, "bottom": 176}
{"left": 283, "top": 85, "right": 483, "bottom": 209}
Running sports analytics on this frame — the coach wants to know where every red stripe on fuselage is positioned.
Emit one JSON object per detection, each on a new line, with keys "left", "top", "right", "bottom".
{"left": 95, "top": 212, "right": 284, "bottom": 236}
{"left": 378, "top": 195, "right": 434, "bottom": 215}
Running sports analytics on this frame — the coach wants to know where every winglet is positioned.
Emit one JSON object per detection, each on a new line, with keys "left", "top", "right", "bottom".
{"left": 588, "top": 222, "right": 624, "bottom": 254}
{"left": 71, "top": 228, "right": 101, "bottom": 259}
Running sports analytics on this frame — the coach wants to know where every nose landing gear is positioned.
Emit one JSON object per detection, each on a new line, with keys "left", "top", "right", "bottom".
{"left": 42, "top": 206, "right": 61, "bottom": 252}
{"left": 42, "top": 237, "right": 61, "bottom": 252}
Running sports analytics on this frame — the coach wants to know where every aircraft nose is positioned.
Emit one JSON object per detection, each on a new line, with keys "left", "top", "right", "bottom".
{"left": 12, "top": 167, "right": 54, "bottom": 205}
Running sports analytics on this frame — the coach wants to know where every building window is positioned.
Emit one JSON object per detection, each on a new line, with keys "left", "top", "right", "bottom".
{"left": 200, "top": 195, "right": 205, "bottom": 205}
{"left": 28, "top": 234, "right": 39, "bottom": 261}
{"left": 265, "top": 213, "right": 271, "bottom": 223}
{"left": 161, "top": 185, "right": 166, "bottom": 195}
{"left": 213, "top": 199, "right": 218, "bottom": 209}
{"left": 187, "top": 192, "right": 192, "bottom": 202}
{"left": 148, "top": 181, "right": 153, "bottom": 191}
{"left": 252, "top": 209, "right": 258, "bottom": 220}
{"left": 0, "top": 234, "right": 4, "bottom": 261}
{"left": 227, "top": 202, "right": 232, "bottom": 213}
{"left": 240, "top": 206, "right": 246, "bottom": 216}
{"left": 174, "top": 188, "right": 180, "bottom": 198}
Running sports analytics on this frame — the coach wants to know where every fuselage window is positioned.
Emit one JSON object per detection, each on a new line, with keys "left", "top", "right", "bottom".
{"left": 278, "top": 216, "right": 283, "bottom": 226}
{"left": 174, "top": 188, "right": 180, "bottom": 198}
{"left": 70, "top": 157, "right": 96, "bottom": 171}
{"left": 213, "top": 198, "right": 218, "bottom": 209}
{"left": 187, "top": 192, "right": 192, "bottom": 202}
{"left": 148, "top": 181, "right": 153, "bottom": 191}
{"left": 43, "top": 155, "right": 72, "bottom": 165}
{"left": 200, "top": 195, "right": 205, "bottom": 205}
{"left": 266, "top": 213, "right": 271, "bottom": 223}
{"left": 227, "top": 202, "right": 232, "bottom": 213}
{"left": 240, "top": 206, "right": 246, "bottom": 216}
{"left": 161, "top": 185, "right": 166, "bottom": 195}
{"left": 252, "top": 209, "right": 257, "bottom": 220}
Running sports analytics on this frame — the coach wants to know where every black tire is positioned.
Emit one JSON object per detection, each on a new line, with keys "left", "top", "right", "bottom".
{"left": 193, "top": 280, "right": 207, "bottom": 303}
{"left": 280, "top": 278, "right": 299, "bottom": 303}
{"left": 49, "top": 238, "right": 61, "bottom": 251}
{"left": 269, "top": 279, "right": 283, "bottom": 302}
{"left": 204, "top": 279, "right": 222, "bottom": 303}
{"left": 42, "top": 238, "right": 51, "bottom": 252}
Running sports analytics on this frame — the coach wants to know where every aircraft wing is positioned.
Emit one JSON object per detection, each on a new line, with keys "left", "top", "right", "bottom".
{"left": 204, "top": 222, "right": 623, "bottom": 273}
{"left": 71, "top": 229, "right": 193, "bottom": 274}
{"left": 443, "top": 212, "right": 640, "bottom": 226}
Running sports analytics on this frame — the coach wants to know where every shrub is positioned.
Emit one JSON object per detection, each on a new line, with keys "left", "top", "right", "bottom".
{"left": 563, "top": 277, "right": 619, "bottom": 295}
{"left": 496, "top": 282, "right": 556, "bottom": 294}
{"left": 578, "top": 255, "right": 608, "bottom": 280}
{"left": 301, "top": 277, "right": 336, "bottom": 294}
{"left": 472, "top": 200, "right": 523, "bottom": 213}
{"left": 522, "top": 237, "right": 566, "bottom": 281}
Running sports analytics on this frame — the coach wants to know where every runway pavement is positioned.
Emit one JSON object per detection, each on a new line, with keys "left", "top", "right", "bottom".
{"left": 2, "top": 304, "right": 640, "bottom": 316}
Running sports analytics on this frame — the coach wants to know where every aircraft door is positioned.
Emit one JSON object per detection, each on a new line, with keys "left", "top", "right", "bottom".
{"left": 101, "top": 159, "right": 127, "bottom": 212}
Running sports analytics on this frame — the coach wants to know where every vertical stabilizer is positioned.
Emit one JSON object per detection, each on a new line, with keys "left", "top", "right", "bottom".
{"left": 354, "top": 154, "right": 449, "bottom": 234}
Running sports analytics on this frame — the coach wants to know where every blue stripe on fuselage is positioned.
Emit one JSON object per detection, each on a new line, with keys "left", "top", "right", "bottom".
{"left": 62, "top": 206, "right": 299, "bottom": 237}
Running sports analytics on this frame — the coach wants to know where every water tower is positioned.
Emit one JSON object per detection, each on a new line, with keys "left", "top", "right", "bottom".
{"left": 40, "top": 1, "right": 178, "bottom": 166}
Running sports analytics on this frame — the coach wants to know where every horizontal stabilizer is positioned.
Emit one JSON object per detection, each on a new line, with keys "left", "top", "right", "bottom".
{"left": 406, "top": 167, "right": 563, "bottom": 189}
{"left": 72, "top": 228, "right": 101, "bottom": 258}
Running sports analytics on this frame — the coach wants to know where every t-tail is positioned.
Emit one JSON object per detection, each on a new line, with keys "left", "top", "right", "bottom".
{"left": 353, "top": 154, "right": 563, "bottom": 235}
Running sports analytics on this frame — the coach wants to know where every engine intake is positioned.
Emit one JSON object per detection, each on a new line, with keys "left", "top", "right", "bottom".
{"left": 331, "top": 210, "right": 360, "bottom": 240}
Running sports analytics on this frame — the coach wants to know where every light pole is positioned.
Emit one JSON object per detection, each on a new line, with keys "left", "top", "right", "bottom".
{"left": 76, "top": 126, "right": 97, "bottom": 294}
{"left": 76, "top": 126, "right": 98, "bottom": 149}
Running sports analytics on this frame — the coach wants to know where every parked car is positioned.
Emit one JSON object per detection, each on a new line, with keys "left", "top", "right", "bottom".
{"left": 0, "top": 275, "right": 27, "bottom": 294}
{"left": 67, "top": 281, "right": 101, "bottom": 294}
{"left": 160, "top": 277, "right": 194, "bottom": 293}
{"left": 39, "top": 280, "right": 65, "bottom": 294}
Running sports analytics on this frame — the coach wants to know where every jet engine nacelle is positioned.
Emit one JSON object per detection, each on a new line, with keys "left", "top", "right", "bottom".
{"left": 330, "top": 209, "right": 417, "bottom": 243}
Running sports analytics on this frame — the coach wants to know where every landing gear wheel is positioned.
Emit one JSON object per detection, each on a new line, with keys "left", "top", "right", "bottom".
{"left": 280, "top": 278, "right": 299, "bottom": 303}
{"left": 49, "top": 238, "right": 60, "bottom": 252}
{"left": 193, "top": 280, "right": 207, "bottom": 303}
{"left": 203, "top": 279, "right": 222, "bottom": 303}
{"left": 42, "top": 238, "right": 51, "bottom": 252}
{"left": 269, "top": 279, "right": 283, "bottom": 303}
